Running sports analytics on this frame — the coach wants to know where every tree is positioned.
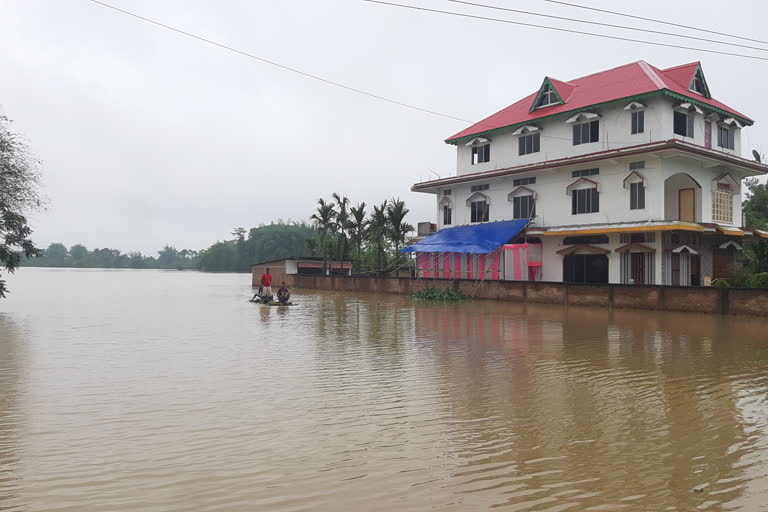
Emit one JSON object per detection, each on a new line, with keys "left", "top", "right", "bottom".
{"left": 369, "top": 200, "right": 389, "bottom": 273}
{"left": 305, "top": 237, "right": 319, "bottom": 256}
{"left": 348, "top": 202, "right": 368, "bottom": 266}
{"left": 332, "top": 193, "right": 350, "bottom": 264}
{"left": 157, "top": 245, "right": 180, "bottom": 268}
{"left": 128, "top": 251, "right": 146, "bottom": 269}
{"left": 743, "top": 178, "right": 768, "bottom": 273}
{"left": 0, "top": 112, "right": 43, "bottom": 297}
{"left": 310, "top": 198, "right": 337, "bottom": 273}
{"left": 744, "top": 178, "right": 768, "bottom": 229}
{"left": 386, "top": 197, "right": 413, "bottom": 254}
{"left": 45, "top": 243, "right": 69, "bottom": 266}
{"left": 70, "top": 244, "right": 88, "bottom": 263}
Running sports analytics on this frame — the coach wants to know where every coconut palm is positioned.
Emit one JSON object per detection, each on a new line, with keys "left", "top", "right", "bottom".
{"left": 310, "top": 198, "right": 337, "bottom": 273}
{"left": 348, "top": 202, "right": 368, "bottom": 267}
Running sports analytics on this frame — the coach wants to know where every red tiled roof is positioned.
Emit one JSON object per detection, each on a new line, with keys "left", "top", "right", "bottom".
{"left": 447, "top": 60, "right": 752, "bottom": 143}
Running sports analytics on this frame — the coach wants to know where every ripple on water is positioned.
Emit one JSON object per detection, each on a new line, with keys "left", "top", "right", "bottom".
{"left": 1, "top": 269, "right": 768, "bottom": 510}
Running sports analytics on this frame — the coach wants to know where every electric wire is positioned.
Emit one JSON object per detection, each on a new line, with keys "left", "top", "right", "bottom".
{"left": 537, "top": 0, "right": 768, "bottom": 46}
{"left": 441, "top": 0, "right": 768, "bottom": 53}
{"left": 85, "top": 0, "right": 643, "bottom": 142}
{"left": 86, "top": 0, "right": 475, "bottom": 125}
{"left": 84, "top": 1, "right": 736, "bottom": 153}
{"left": 363, "top": 0, "right": 768, "bottom": 62}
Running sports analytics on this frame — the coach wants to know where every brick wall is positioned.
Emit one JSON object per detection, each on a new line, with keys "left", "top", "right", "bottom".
{"left": 284, "top": 275, "right": 768, "bottom": 316}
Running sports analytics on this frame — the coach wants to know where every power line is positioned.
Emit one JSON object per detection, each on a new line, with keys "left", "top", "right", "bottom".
{"left": 363, "top": 0, "right": 768, "bottom": 62}
{"left": 85, "top": 0, "right": 474, "bottom": 125}
{"left": 442, "top": 0, "right": 768, "bottom": 54}
{"left": 538, "top": 0, "right": 768, "bottom": 46}
{"left": 83, "top": 0, "right": 748, "bottom": 147}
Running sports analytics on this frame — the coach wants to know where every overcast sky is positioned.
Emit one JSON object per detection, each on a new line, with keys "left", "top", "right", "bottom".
{"left": 2, "top": 0, "right": 767, "bottom": 254}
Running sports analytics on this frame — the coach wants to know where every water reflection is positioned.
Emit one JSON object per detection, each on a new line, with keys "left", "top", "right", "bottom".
{"left": 0, "top": 316, "right": 23, "bottom": 511}
{"left": 415, "top": 303, "right": 768, "bottom": 510}
{"left": 0, "top": 269, "right": 767, "bottom": 511}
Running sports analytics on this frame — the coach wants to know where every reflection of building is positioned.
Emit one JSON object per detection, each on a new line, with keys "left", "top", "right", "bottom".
{"left": 415, "top": 302, "right": 755, "bottom": 509}
{"left": 406, "top": 61, "right": 768, "bottom": 285}
{"left": 250, "top": 257, "right": 352, "bottom": 287}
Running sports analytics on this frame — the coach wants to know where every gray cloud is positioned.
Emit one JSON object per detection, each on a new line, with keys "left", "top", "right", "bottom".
{"left": 2, "top": 0, "right": 765, "bottom": 253}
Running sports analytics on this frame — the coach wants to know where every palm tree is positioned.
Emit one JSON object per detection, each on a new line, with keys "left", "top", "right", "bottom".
{"left": 369, "top": 200, "right": 389, "bottom": 273}
{"left": 305, "top": 237, "right": 319, "bottom": 257}
{"left": 348, "top": 202, "right": 368, "bottom": 268}
{"left": 310, "top": 198, "right": 337, "bottom": 273}
{"left": 386, "top": 198, "right": 414, "bottom": 254}
{"left": 332, "top": 193, "right": 350, "bottom": 265}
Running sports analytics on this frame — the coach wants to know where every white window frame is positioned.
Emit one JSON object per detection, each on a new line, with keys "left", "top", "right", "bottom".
{"left": 717, "top": 125, "right": 735, "bottom": 150}
{"left": 536, "top": 85, "right": 558, "bottom": 108}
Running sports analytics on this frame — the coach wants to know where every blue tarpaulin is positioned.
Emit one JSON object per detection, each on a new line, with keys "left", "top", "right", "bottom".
{"left": 401, "top": 219, "right": 529, "bottom": 254}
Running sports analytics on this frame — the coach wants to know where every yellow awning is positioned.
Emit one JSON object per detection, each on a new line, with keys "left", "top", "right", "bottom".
{"left": 716, "top": 226, "right": 745, "bottom": 236}
{"left": 543, "top": 223, "right": 704, "bottom": 236}
{"left": 753, "top": 229, "right": 768, "bottom": 239}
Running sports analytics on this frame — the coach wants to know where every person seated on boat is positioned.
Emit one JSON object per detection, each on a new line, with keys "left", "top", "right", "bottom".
{"left": 277, "top": 282, "right": 291, "bottom": 305}
{"left": 250, "top": 285, "right": 263, "bottom": 302}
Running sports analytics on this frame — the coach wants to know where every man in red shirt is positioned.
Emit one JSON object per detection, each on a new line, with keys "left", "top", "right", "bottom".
{"left": 260, "top": 268, "right": 273, "bottom": 300}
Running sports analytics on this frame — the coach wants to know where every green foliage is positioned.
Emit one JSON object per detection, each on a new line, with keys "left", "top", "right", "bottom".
{"left": 741, "top": 180, "right": 768, "bottom": 276}
{"left": 27, "top": 243, "right": 198, "bottom": 269}
{"left": 712, "top": 279, "right": 731, "bottom": 288}
{"left": 744, "top": 178, "right": 768, "bottom": 230}
{"left": 411, "top": 286, "right": 467, "bottom": 302}
{"left": 1, "top": 111, "right": 43, "bottom": 297}
{"left": 745, "top": 272, "right": 768, "bottom": 289}
{"left": 197, "top": 222, "right": 316, "bottom": 272}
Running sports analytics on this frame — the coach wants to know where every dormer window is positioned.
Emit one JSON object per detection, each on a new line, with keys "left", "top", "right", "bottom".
{"left": 536, "top": 84, "right": 558, "bottom": 108}
{"left": 689, "top": 66, "right": 711, "bottom": 98}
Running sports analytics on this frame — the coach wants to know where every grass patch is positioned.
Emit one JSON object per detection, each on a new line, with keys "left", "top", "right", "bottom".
{"left": 411, "top": 286, "right": 467, "bottom": 301}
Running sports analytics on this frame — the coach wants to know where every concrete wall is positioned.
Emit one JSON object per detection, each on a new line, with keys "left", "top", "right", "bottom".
{"left": 283, "top": 274, "right": 768, "bottom": 317}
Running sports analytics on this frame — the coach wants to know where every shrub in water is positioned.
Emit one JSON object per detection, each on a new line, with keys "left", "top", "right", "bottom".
{"left": 411, "top": 286, "right": 467, "bottom": 301}
{"left": 746, "top": 272, "right": 768, "bottom": 289}
{"left": 712, "top": 279, "right": 731, "bottom": 288}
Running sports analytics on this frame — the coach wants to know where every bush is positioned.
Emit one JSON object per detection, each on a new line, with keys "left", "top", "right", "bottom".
{"left": 745, "top": 272, "right": 768, "bottom": 289}
{"left": 411, "top": 286, "right": 467, "bottom": 301}
{"left": 712, "top": 279, "right": 731, "bottom": 288}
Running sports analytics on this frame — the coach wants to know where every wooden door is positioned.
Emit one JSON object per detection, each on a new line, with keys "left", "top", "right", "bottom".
{"left": 631, "top": 252, "right": 645, "bottom": 285}
{"left": 690, "top": 255, "right": 701, "bottom": 286}
{"left": 679, "top": 188, "right": 695, "bottom": 222}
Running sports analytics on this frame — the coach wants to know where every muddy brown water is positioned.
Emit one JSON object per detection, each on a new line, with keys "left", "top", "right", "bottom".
{"left": 1, "top": 268, "right": 768, "bottom": 511}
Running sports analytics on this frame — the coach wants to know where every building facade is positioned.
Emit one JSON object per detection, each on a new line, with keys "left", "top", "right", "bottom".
{"left": 410, "top": 61, "right": 768, "bottom": 285}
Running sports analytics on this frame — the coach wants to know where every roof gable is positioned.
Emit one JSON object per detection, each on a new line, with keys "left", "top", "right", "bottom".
{"left": 660, "top": 62, "right": 699, "bottom": 89}
{"left": 447, "top": 60, "right": 751, "bottom": 144}
{"left": 530, "top": 77, "right": 567, "bottom": 112}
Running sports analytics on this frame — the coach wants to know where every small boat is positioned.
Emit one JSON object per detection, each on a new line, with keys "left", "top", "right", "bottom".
{"left": 249, "top": 297, "right": 295, "bottom": 306}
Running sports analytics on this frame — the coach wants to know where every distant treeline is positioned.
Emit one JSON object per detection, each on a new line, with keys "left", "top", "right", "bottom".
{"left": 25, "top": 222, "right": 317, "bottom": 272}
{"left": 26, "top": 243, "right": 200, "bottom": 270}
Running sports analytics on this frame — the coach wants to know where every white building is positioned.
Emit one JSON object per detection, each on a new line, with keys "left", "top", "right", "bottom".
{"left": 410, "top": 61, "right": 768, "bottom": 285}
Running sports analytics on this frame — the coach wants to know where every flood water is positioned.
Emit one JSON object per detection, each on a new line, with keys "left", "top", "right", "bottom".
{"left": 2, "top": 268, "right": 768, "bottom": 511}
